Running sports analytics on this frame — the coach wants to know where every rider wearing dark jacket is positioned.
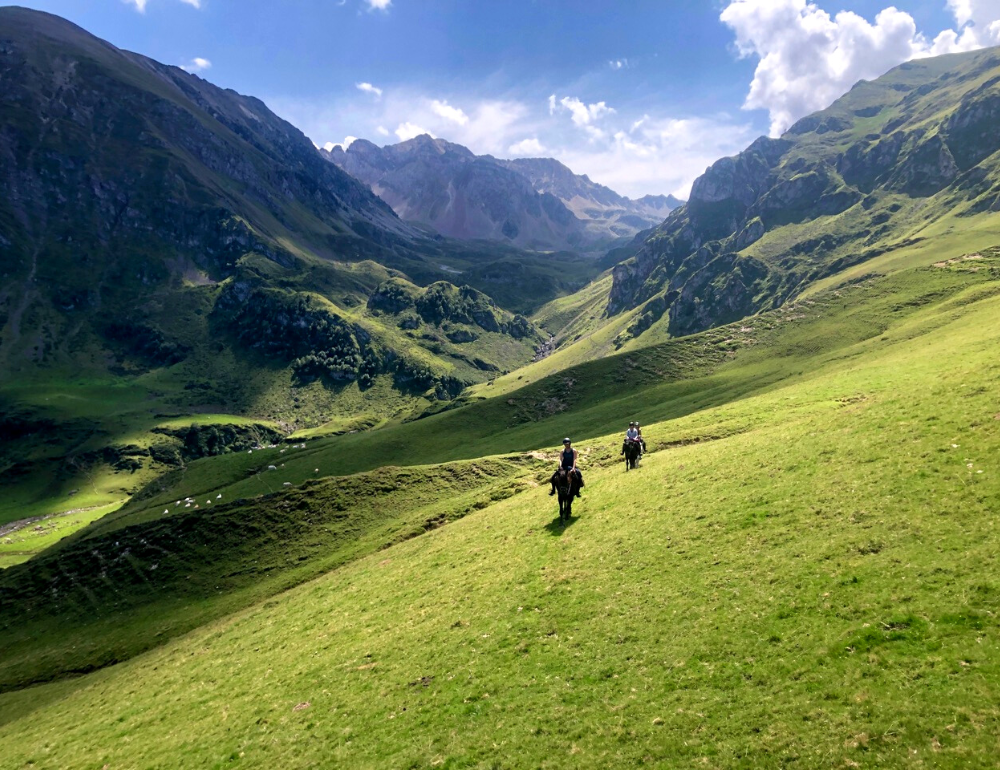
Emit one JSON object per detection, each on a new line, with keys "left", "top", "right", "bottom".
{"left": 550, "top": 437, "right": 583, "bottom": 498}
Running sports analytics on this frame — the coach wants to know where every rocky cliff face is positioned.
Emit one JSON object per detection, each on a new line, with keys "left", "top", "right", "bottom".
{"left": 607, "top": 45, "right": 1000, "bottom": 341}
{"left": 324, "top": 137, "right": 680, "bottom": 251}
{"left": 500, "top": 157, "right": 682, "bottom": 241}
{"left": 325, "top": 137, "right": 585, "bottom": 250}
{"left": 0, "top": 6, "right": 418, "bottom": 311}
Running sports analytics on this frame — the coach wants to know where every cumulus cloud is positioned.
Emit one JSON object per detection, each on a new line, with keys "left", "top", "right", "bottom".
{"left": 508, "top": 137, "right": 546, "bottom": 156}
{"left": 553, "top": 96, "right": 616, "bottom": 127}
{"left": 722, "top": 0, "right": 1000, "bottom": 136}
{"left": 323, "top": 136, "right": 358, "bottom": 152}
{"left": 269, "top": 88, "right": 741, "bottom": 198}
{"left": 181, "top": 57, "right": 211, "bottom": 73}
{"left": 931, "top": 0, "right": 1000, "bottom": 51}
{"left": 366, "top": 0, "right": 391, "bottom": 11}
{"left": 395, "top": 122, "right": 433, "bottom": 141}
{"left": 356, "top": 82, "right": 383, "bottom": 98}
{"left": 557, "top": 114, "right": 755, "bottom": 199}
{"left": 431, "top": 99, "right": 469, "bottom": 125}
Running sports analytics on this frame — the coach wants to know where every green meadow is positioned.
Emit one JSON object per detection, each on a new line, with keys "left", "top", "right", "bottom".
{"left": 2, "top": 249, "right": 1000, "bottom": 767}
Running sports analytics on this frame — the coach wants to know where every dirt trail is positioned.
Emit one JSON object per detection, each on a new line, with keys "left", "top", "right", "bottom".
{"left": 0, "top": 503, "right": 110, "bottom": 539}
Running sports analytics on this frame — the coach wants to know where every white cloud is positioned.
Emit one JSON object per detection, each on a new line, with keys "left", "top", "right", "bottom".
{"left": 366, "top": 0, "right": 391, "bottom": 11}
{"left": 930, "top": 0, "right": 1000, "bottom": 52}
{"left": 356, "top": 82, "right": 383, "bottom": 98}
{"left": 555, "top": 96, "right": 616, "bottom": 128}
{"left": 268, "top": 88, "right": 739, "bottom": 198}
{"left": 721, "top": 0, "right": 1000, "bottom": 136}
{"left": 508, "top": 137, "right": 546, "bottom": 156}
{"left": 431, "top": 99, "right": 469, "bottom": 125}
{"left": 395, "top": 122, "right": 433, "bottom": 141}
{"left": 181, "top": 57, "right": 211, "bottom": 73}
{"left": 559, "top": 115, "right": 755, "bottom": 199}
{"left": 609, "top": 59, "right": 629, "bottom": 70}
{"left": 323, "top": 136, "right": 358, "bottom": 152}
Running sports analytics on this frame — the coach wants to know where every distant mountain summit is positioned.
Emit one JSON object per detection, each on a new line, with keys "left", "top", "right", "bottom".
{"left": 324, "top": 137, "right": 681, "bottom": 251}
{"left": 325, "top": 136, "right": 584, "bottom": 251}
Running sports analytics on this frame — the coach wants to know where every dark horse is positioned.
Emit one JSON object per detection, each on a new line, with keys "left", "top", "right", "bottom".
{"left": 553, "top": 469, "right": 576, "bottom": 524}
{"left": 623, "top": 439, "right": 641, "bottom": 471}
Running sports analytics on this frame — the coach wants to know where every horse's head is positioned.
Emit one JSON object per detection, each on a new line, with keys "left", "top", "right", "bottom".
{"left": 555, "top": 468, "right": 573, "bottom": 493}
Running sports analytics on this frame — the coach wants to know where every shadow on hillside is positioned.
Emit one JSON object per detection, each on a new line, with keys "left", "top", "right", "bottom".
{"left": 544, "top": 514, "right": 578, "bottom": 536}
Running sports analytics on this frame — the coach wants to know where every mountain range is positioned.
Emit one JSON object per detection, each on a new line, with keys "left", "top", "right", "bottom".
{"left": 6, "top": 8, "right": 1000, "bottom": 765}
{"left": 323, "top": 136, "right": 681, "bottom": 251}
{"left": 0, "top": 7, "right": 602, "bottom": 417}
{"left": 604, "top": 46, "right": 1000, "bottom": 342}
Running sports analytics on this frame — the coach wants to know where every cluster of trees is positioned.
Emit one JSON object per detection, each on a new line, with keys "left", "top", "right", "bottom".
{"left": 292, "top": 351, "right": 380, "bottom": 387}
{"left": 216, "top": 282, "right": 469, "bottom": 398}
{"left": 369, "top": 279, "right": 536, "bottom": 340}
{"left": 153, "top": 423, "right": 285, "bottom": 461}
{"left": 216, "top": 284, "right": 378, "bottom": 385}
{"left": 101, "top": 321, "right": 190, "bottom": 367}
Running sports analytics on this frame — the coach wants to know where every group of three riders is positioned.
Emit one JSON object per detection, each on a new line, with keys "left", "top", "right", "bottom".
{"left": 551, "top": 422, "right": 645, "bottom": 498}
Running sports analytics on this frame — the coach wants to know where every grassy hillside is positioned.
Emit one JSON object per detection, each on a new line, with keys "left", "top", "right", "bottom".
{"left": 108, "top": 246, "right": 996, "bottom": 525}
{"left": 1, "top": 250, "right": 1000, "bottom": 767}
{"left": 2, "top": 248, "right": 997, "bottom": 695}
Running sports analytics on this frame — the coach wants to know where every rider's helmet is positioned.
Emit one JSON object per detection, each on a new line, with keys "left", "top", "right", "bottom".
{"left": 629, "top": 421, "right": 635, "bottom": 426}
{"left": 563, "top": 437, "right": 571, "bottom": 444}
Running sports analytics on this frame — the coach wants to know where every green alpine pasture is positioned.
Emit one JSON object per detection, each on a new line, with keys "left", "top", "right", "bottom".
{"left": 2, "top": 251, "right": 1000, "bottom": 767}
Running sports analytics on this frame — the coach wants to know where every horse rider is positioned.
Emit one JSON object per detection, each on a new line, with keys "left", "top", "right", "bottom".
{"left": 550, "top": 437, "right": 583, "bottom": 497}
{"left": 635, "top": 422, "right": 647, "bottom": 455}
{"left": 621, "top": 421, "right": 640, "bottom": 456}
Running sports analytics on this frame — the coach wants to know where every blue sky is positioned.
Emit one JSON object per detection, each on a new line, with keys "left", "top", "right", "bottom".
{"left": 9, "top": 1, "right": 1000, "bottom": 197}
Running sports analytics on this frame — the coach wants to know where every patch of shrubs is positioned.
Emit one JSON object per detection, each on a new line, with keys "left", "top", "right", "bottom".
{"left": 148, "top": 443, "right": 183, "bottom": 467}
{"left": 370, "top": 279, "right": 537, "bottom": 340}
{"left": 101, "top": 321, "right": 190, "bottom": 367}
{"left": 153, "top": 423, "right": 286, "bottom": 460}
{"left": 217, "top": 281, "right": 469, "bottom": 399}
{"left": 215, "top": 282, "right": 380, "bottom": 387}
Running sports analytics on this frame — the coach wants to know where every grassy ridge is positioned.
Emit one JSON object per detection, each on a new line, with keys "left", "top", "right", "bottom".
{"left": 0, "top": 456, "right": 548, "bottom": 692}
{"left": 2, "top": 252, "right": 1000, "bottom": 767}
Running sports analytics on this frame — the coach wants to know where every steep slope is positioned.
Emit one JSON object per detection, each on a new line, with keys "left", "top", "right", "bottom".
{"left": 605, "top": 45, "right": 1000, "bottom": 345}
{"left": 2, "top": 253, "right": 1000, "bottom": 766}
{"left": 324, "top": 137, "right": 680, "bottom": 250}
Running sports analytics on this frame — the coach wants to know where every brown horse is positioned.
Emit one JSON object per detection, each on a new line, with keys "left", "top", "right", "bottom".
{"left": 553, "top": 469, "right": 576, "bottom": 524}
